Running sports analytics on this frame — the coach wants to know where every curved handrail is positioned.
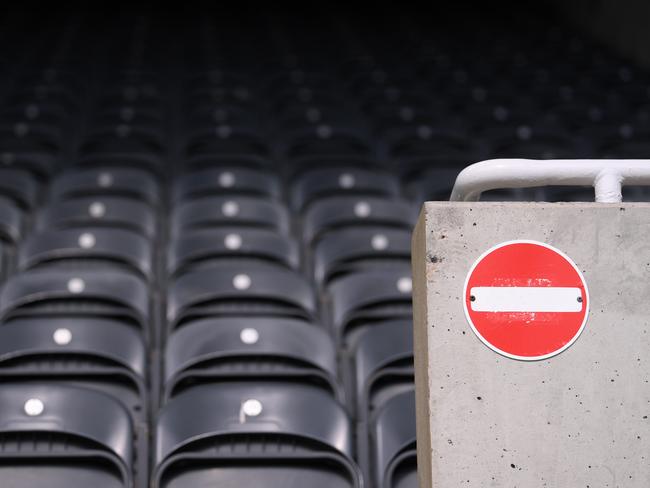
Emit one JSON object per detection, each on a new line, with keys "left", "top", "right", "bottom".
{"left": 450, "top": 159, "right": 650, "bottom": 203}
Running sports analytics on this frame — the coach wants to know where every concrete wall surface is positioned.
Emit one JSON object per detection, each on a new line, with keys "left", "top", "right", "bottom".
{"left": 412, "top": 202, "right": 650, "bottom": 488}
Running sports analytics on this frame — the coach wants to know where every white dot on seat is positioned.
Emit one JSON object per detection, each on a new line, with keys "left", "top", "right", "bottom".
{"left": 240, "top": 328, "right": 260, "bottom": 344}
{"left": 24, "top": 398, "right": 44, "bottom": 416}
{"left": 493, "top": 106, "right": 509, "bottom": 121}
{"left": 397, "top": 277, "right": 412, "bottom": 294}
{"left": 399, "top": 106, "right": 414, "bottom": 121}
{"left": 222, "top": 201, "right": 239, "bottom": 217}
{"left": 516, "top": 125, "right": 532, "bottom": 140}
{"left": 371, "top": 234, "right": 389, "bottom": 250}
{"left": 216, "top": 125, "right": 232, "bottom": 138}
{"left": 98, "top": 172, "right": 113, "bottom": 188}
{"left": 25, "top": 104, "right": 40, "bottom": 119}
{"left": 354, "top": 201, "right": 371, "bottom": 218}
{"left": 78, "top": 232, "right": 96, "bottom": 249}
{"left": 116, "top": 124, "right": 130, "bottom": 137}
{"left": 316, "top": 124, "right": 332, "bottom": 139}
{"left": 306, "top": 107, "right": 321, "bottom": 122}
{"left": 67, "top": 278, "right": 86, "bottom": 294}
{"left": 417, "top": 125, "right": 432, "bottom": 139}
{"left": 53, "top": 328, "right": 72, "bottom": 345}
{"left": 224, "top": 233, "right": 242, "bottom": 250}
{"left": 233, "top": 273, "right": 251, "bottom": 290}
{"left": 89, "top": 202, "right": 106, "bottom": 218}
{"left": 242, "top": 398, "right": 263, "bottom": 417}
{"left": 219, "top": 171, "right": 236, "bottom": 187}
{"left": 338, "top": 173, "right": 355, "bottom": 189}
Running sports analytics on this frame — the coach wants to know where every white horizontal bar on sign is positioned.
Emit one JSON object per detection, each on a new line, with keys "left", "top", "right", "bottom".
{"left": 470, "top": 287, "right": 583, "bottom": 312}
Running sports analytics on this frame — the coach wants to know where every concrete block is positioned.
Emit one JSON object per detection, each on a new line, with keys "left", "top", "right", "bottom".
{"left": 412, "top": 202, "right": 650, "bottom": 488}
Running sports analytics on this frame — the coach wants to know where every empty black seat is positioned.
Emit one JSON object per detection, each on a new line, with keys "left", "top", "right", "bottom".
{"left": 168, "top": 228, "right": 299, "bottom": 277}
{"left": 173, "top": 167, "right": 280, "bottom": 202}
{"left": 183, "top": 154, "right": 272, "bottom": 172}
{"left": 0, "top": 317, "right": 146, "bottom": 420}
{"left": 77, "top": 153, "right": 165, "bottom": 177}
{"left": 0, "top": 151, "right": 56, "bottom": 181}
{"left": 18, "top": 227, "right": 153, "bottom": 280}
{"left": 329, "top": 268, "right": 413, "bottom": 345}
{"left": 313, "top": 228, "right": 411, "bottom": 287}
{"left": 0, "top": 168, "right": 38, "bottom": 210}
{"left": 185, "top": 127, "right": 269, "bottom": 157}
{"left": 81, "top": 126, "right": 164, "bottom": 155}
{"left": 365, "top": 389, "right": 417, "bottom": 488}
{"left": 36, "top": 197, "right": 157, "bottom": 238}
{"left": 284, "top": 127, "right": 371, "bottom": 158}
{"left": 350, "top": 321, "right": 414, "bottom": 419}
{"left": 302, "top": 196, "right": 415, "bottom": 247}
{"left": 49, "top": 168, "right": 160, "bottom": 206}
{"left": 0, "top": 270, "right": 149, "bottom": 335}
{"left": 154, "top": 383, "right": 361, "bottom": 488}
{"left": 171, "top": 196, "right": 290, "bottom": 236}
{"left": 291, "top": 167, "right": 400, "bottom": 212}
{"left": 167, "top": 263, "right": 317, "bottom": 329}
{"left": 0, "top": 384, "right": 139, "bottom": 487}
{"left": 164, "top": 317, "right": 340, "bottom": 400}
{"left": 0, "top": 196, "right": 22, "bottom": 244}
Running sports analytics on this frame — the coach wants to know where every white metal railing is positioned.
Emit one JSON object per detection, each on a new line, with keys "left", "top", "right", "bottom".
{"left": 450, "top": 159, "right": 650, "bottom": 203}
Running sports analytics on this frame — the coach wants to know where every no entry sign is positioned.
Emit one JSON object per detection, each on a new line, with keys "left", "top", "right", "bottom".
{"left": 463, "top": 240, "right": 589, "bottom": 361}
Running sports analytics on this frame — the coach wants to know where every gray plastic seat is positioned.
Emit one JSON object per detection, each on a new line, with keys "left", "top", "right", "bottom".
{"left": 154, "top": 383, "right": 361, "bottom": 488}
{"left": 0, "top": 151, "right": 56, "bottom": 181}
{"left": 81, "top": 126, "right": 164, "bottom": 155}
{"left": 0, "top": 196, "right": 21, "bottom": 244}
{"left": 366, "top": 389, "right": 417, "bottom": 488}
{"left": 164, "top": 317, "right": 340, "bottom": 401}
{"left": 0, "top": 383, "right": 138, "bottom": 488}
{"left": 291, "top": 167, "right": 400, "bottom": 212}
{"left": 168, "top": 227, "right": 299, "bottom": 277}
{"left": 0, "top": 168, "right": 38, "bottom": 210}
{"left": 313, "top": 227, "right": 411, "bottom": 287}
{"left": 0, "top": 269, "right": 149, "bottom": 335}
{"left": 329, "top": 267, "right": 413, "bottom": 345}
{"left": 302, "top": 196, "right": 416, "bottom": 247}
{"left": 184, "top": 154, "right": 272, "bottom": 171}
{"left": 172, "top": 196, "right": 290, "bottom": 236}
{"left": 36, "top": 196, "right": 157, "bottom": 238}
{"left": 173, "top": 167, "right": 280, "bottom": 202}
{"left": 77, "top": 153, "right": 165, "bottom": 177}
{"left": 0, "top": 317, "right": 146, "bottom": 420}
{"left": 49, "top": 168, "right": 160, "bottom": 206}
{"left": 185, "top": 127, "right": 269, "bottom": 157}
{"left": 167, "top": 263, "right": 317, "bottom": 329}
{"left": 18, "top": 227, "right": 153, "bottom": 280}
{"left": 349, "top": 321, "right": 414, "bottom": 420}
{"left": 285, "top": 127, "right": 371, "bottom": 158}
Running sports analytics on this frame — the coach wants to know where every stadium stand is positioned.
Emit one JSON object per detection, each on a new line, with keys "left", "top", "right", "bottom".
{"left": 0, "top": 4, "right": 648, "bottom": 487}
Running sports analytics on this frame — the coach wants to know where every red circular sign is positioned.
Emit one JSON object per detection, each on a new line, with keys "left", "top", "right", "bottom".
{"left": 463, "top": 240, "right": 589, "bottom": 361}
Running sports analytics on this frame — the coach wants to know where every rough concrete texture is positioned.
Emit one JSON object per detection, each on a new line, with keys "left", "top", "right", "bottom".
{"left": 412, "top": 202, "right": 650, "bottom": 488}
